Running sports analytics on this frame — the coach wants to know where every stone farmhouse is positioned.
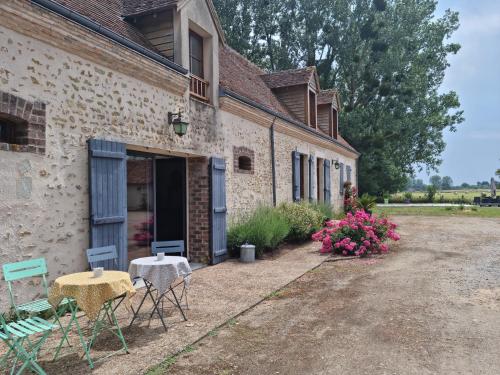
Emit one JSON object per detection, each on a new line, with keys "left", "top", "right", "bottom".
{"left": 0, "top": 0, "right": 359, "bottom": 299}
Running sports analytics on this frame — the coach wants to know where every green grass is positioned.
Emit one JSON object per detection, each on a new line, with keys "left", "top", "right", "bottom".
{"left": 374, "top": 206, "right": 500, "bottom": 218}
{"left": 146, "top": 345, "right": 196, "bottom": 375}
{"left": 390, "top": 189, "right": 488, "bottom": 203}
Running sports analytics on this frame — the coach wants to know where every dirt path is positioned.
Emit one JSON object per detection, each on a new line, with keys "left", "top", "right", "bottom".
{"left": 164, "top": 216, "right": 500, "bottom": 375}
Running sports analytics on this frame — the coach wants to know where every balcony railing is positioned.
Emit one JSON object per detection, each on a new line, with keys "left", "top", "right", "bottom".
{"left": 190, "top": 74, "right": 209, "bottom": 102}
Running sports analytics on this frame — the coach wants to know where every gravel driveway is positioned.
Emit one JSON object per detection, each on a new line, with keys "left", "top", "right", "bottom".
{"left": 165, "top": 216, "right": 500, "bottom": 375}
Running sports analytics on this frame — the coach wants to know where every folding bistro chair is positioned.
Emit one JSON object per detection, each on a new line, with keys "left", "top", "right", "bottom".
{"left": 0, "top": 313, "right": 56, "bottom": 375}
{"left": 2, "top": 259, "right": 73, "bottom": 349}
{"left": 151, "top": 240, "right": 185, "bottom": 257}
{"left": 86, "top": 246, "right": 126, "bottom": 312}
{"left": 151, "top": 240, "right": 189, "bottom": 312}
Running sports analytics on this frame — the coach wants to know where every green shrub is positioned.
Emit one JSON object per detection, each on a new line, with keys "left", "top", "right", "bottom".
{"left": 307, "top": 201, "right": 334, "bottom": 221}
{"left": 357, "top": 193, "right": 377, "bottom": 212}
{"left": 278, "top": 202, "right": 323, "bottom": 242}
{"left": 426, "top": 185, "right": 437, "bottom": 202}
{"left": 227, "top": 206, "right": 290, "bottom": 258}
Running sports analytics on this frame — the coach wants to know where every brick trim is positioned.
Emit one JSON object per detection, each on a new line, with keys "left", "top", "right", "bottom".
{"left": 233, "top": 146, "right": 255, "bottom": 174}
{"left": 0, "top": 91, "right": 46, "bottom": 155}
{"left": 188, "top": 157, "right": 210, "bottom": 263}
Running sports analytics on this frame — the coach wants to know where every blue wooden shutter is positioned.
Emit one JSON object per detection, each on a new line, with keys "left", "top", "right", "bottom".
{"left": 292, "top": 151, "right": 301, "bottom": 202}
{"left": 347, "top": 165, "right": 352, "bottom": 182}
{"left": 324, "top": 159, "right": 331, "bottom": 204}
{"left": 88, "top": 139, "right": 127, "bottom": 270}
{"left": 339, "top": 162, "right": 345, "bottom": 196}
{"left": 308, "top": 155, "right": 314, "bottom": 202}
{"left": 210, "top": 157, "right": 227, "bottom": 265}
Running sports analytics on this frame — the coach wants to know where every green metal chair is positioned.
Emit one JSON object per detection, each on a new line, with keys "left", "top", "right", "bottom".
{"left": 2, "top": 258, "right": 73, "bottom": 348}
{"left": 0, "top": 313, "right": 56, "bottom": 374}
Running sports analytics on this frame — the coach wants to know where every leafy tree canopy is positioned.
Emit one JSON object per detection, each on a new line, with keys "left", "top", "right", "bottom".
{"left": 429, "top": 175, "right": 442, "bottom": 189}
{"left": 214, "top": 0, "right": 464, "bottom": 194}
{"left": 441, "top": 176, "right": 453, "bottom": 190}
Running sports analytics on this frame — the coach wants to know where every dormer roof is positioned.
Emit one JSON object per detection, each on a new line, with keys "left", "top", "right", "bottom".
{"left": 261, "top": 67, "right": 320, "bottom": 90}
{"left": 122, "top": 0, "right": 177, "bottom": 17}
{"left": 318, "top": 89, "right": 341, "bottom": 109}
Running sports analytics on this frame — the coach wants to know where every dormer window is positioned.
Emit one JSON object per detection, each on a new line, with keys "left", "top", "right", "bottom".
{"left": 189, "top": 30, "right": 209, "bottom": 102}
{"left": 189, "top": 31, "right": 204, "bottom": 78}
{"left": 332, "top": 107, "right": 339, "bottom": 139}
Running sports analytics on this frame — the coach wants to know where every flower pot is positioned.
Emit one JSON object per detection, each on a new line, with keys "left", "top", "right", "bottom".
{"left": 384, "top": 198, "right": 389, "bottom": 204}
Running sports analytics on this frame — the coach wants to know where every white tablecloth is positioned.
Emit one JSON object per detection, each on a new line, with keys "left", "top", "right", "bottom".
{"left": 128, "top": 256, "right": 192, "bottom": 294}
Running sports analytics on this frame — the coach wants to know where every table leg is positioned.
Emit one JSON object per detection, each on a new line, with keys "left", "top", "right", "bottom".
{"left": 169, "top": 287, "right": 188, "bottom": 321}
{"left": 53, "top": 300, "right": 128, "bottom": 369}
{"left": 148, "top": 294, "right": 168, "bottom": 331}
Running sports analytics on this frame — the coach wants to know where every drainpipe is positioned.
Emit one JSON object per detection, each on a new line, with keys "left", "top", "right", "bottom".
{"left": 270, "top": 117, "right": 277, "bottom": 206}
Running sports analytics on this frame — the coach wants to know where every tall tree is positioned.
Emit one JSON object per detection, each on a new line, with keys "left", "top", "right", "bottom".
{"left": 430, "top": 175, "right": 442, "bottom": 189}
{"left": 441, "top": 176, "right": 453, "bottom": 190}
{"left": 213, "top": 0, "right": 464, "bottom": 194}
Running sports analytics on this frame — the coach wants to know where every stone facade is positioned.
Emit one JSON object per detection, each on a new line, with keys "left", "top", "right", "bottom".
{"left": 0, "top": 0, "right": 358, "bottom": 307}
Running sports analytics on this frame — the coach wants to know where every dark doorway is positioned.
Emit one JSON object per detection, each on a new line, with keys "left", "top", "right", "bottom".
{"left": 156, "top": 158, "right": 186, "bottom": 242}
{"left": 126, "top": 152, "right": 187, "bottom": 263}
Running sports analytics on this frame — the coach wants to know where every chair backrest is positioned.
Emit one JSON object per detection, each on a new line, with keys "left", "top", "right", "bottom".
{"left": 2, "top": 258, "right": 47, "bottom": 282}
{"left": 2, "top": 258, "right": 49, "bottom": 310}
{"left": 151, "top": 241, "right": 184, "bottom": 257}
{"left": 86, "top": 245, "right": 118, "bottom": 270}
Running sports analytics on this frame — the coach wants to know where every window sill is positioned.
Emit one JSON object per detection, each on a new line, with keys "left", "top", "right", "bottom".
{"left": 0, "top": 142, "right": 45, "bottom": 154}
{"left": 234, "top": 169, "right": 254, "bottom": 175}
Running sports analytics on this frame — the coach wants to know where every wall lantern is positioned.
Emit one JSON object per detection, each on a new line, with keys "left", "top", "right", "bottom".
{"left": 168, "top": 111, "right": 189, "bottom": 137}
{"left": 333, "top": 160, "right": 341, "bottom": 170}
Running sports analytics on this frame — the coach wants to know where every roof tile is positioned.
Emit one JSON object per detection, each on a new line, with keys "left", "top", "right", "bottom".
{"left": 122, "top": 0, "right": 177, "bottom": 17}
{"left": 260, "top": 67, "right": 316, "bottom": 89}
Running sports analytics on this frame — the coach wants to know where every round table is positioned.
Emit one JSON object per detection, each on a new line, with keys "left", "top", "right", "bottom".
{"left": 49, "top": 271, "right": 135, "bottom": 320}
{"left": 49, "top": 271, "right": 135, "bottom": 368}
{"left": 128, "top": 256, "right": 191, "bottom": 294}
{"left": 128, "top": 256, "right": 191, "bottom": 330}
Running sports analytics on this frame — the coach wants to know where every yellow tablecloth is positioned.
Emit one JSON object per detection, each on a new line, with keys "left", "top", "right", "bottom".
{"left": 49, "top": 271, "right": 136, "bottom": 320}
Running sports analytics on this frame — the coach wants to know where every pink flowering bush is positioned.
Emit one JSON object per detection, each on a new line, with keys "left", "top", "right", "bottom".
{"left": 312, "top": 210, "right": 400, "bottom": 257}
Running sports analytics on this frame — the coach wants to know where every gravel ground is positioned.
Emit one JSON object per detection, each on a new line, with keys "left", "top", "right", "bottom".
{"left": 32, "top": 242, "right": 326, "bottom": 374}
{"left": 164, "top": 216, "right": 500, "bottom": 375}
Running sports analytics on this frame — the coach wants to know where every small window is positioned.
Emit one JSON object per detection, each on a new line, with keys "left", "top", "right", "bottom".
{"left": 238, "top": 156, "right": 252, "bottom": 171}
{"left": 332, "top": 108, "right": 338, "bottom": 139}
{"left": 309, "top": 90, "right": 317, "bottom": 128}
{"left": 0, "top": 119, "right": 16, "bottom": 144}
{"left": 189, "top": 31, "right": 204, "bottom": 78}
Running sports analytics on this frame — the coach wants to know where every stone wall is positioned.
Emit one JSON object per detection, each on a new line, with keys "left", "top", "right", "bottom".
{"left": 221, "top": 100, "right": 358, "bottom": 220}
{"left": 0, "top": 22, "right": 223, "bottom": 307}
{"left": 221, "top": 109, "right": 273, "bottom": 219}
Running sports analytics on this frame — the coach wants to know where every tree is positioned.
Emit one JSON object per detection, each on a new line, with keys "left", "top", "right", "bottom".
{"left": 441, "top": 176, "right": 453, "bottom": 190}
{"left": 407, "top": 178, "right": 425, "bottom": 191}
{"left": 214, "top": 0, "right": 464, "bottom": 195}
{"left": 461, "top": 182, "right": 470, "bottom": 189}
{"left": 429, "top": 175, "right": 442, "bottom": 189}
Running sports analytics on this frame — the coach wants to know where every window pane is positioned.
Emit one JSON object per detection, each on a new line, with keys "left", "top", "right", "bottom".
{"left": 190, "top": 58, "right": 203, "bottom": 78}
{"left": 189, "top": 31, "right": 204, "bottom": 77}
{"left": 190, "top": 33, "right": 203, "bottom": 60}
{"left": 127, "top": 155, "right": 154, "bottom": 262}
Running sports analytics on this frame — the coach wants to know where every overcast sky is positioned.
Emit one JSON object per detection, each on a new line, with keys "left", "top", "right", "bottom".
{"left": 415, "top": 0, "right": 500, "bottom": 185}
